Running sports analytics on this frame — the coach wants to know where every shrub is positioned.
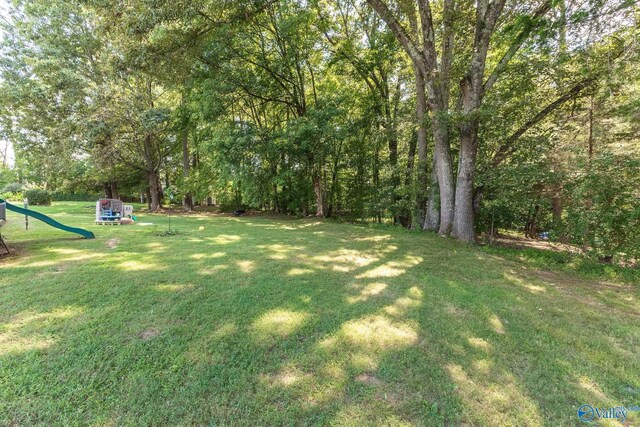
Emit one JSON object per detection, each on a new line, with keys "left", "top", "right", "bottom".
{"left": 0, "top": 191, "right": 23, "bottom": 201}
{"left": 51, "top": 193, "right": 100, "bottom": 202}
{"left": 24, "top": 188, "right": 52, "bottom": 206}
{"left": 1, "top": 182, "right": 23, "bottom": 193}
{"left": 565, "top": 155, "right": 640, "bottom": 263}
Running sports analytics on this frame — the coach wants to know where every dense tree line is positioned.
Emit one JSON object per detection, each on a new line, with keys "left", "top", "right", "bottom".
{"left": 0, "top": 0, "right": 638, "bottom": 259}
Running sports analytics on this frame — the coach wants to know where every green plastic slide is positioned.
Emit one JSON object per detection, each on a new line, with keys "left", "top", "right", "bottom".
{"left": 0, "top": 198, "right": 95, "bottom": 239}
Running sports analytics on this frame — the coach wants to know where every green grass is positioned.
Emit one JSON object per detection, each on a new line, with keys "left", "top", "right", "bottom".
{"left": 0, "top": 202, "right": 638, "bottom": 426}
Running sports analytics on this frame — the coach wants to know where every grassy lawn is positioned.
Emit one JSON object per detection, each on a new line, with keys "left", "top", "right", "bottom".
{"left": 0, "top": 202, "right": 638, "bottom": 426}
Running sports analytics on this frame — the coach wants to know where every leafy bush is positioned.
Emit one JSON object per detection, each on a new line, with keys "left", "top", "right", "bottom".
{"left": 565, "top": 155, "right": 640, "bottom": 263}
{"left": 0, "top": 191, "right": 23, "bottom": 201}
{"left": 1, "top": 182, "right": 23, "bottom": 193}
{"left": 24, "top": 188, "right": 52, "bottom": 206}
{"left": 51, "top": 193, "right": 100, "bottom": 202}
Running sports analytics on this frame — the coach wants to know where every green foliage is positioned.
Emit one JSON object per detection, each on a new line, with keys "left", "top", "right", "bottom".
{"left": 1, "top": 182, "right": 23, "bottom": 194}
{"left": 0, "top": 191, "right": 23, "bottom": 201}
{"left": 0, "top": 168, "right": 18, "bottom": 189}
{"left": 565, "top": 154, "right": 640, "bottom": 262}
{"left": 484, "top": 244, "right": 640, "bottom": 284}
{"left": 23, "top": 188, "right": 52, "bottom": 206}
{"left": 0, "top": 0, "right": 636, "bottom": 256}
{"left": 50, "top": 193, "right": 101, "bottom": 202}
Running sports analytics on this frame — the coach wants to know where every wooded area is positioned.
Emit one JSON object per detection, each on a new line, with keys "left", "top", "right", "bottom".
{"left": 0, "top": 0, "right": 638, "bottom": 259}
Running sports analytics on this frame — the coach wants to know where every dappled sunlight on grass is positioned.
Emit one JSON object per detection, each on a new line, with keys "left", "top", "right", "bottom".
{"left": 383, "top": 286, "right": 423, "bottom": 316}
{"left": 189, "top": 252, "right": 226, "bottom": 260}
{"left": 257, "top": 243, "right": 305, "bottom": 260}
{"left": 236, "top": 260, "right": 255, "bottom": 273}
{"left": 446, "top": 363, "right": 543, "bottom": 426}
{"left": 524, "top": 283, "right": 547, "bottom": 293}
{"left": 252, "top": 309, "right": 308, "bottom": 342}
{"left": 577, "top": 376, "right": 609, "bottom": 401}
{"left": 0, "top": 306, "right": 83, "bottom": 355}
{"left": 261, "top": 365, "right": 312, "bottom": 388}
{"left": 212, "top": 323, "right": 238, "bottom": 338}
{"left": 20, "top": 260, "right": 57, "bottom": 268}
{"left": 295, "top": 221, "right": 323, "bottom": 229}
{"left": 331, "top": 404, "right": 408, "bottom": 426}
{"left": 321, "top": 315, "right": 418, "bottom": 352}
{"left": 468, "top": 336, "right": 493, "bottom": 352}
{"left": 198, "top": 265, "right": 229, "bottom": 275}
{"left": 184, "top": 323, "right": 239, "bottom": 364}
{"left": 144, "top": 242, "right": 168, "bottom": 253}
{"left": 313, "top": 249, "right": 379, "bottom": 272}
{"left": 208, "top": 234, "right": 242, "bottom": 244}
{"left": 61, "top": 252, "right": 107, "bottom": 262}
{"left": 443, "top": 302, "right": 470, "bottom": 318}
{"left": 356, "top": 254, "right": 422, "bottom": 279}
{"left": 504, "top": 272, "right": 548, "bottom": 294}
{"left": 489, "top": 314, "right": 506, "bottom": 334}
{"left": 472, "top": 358, "right": 493, "bottom": 375}
{"left": 353, "top": 234, "right": 392, "bottom": 242}
{"left": 347, "top": 282, "right": 388, "bottom": 303}
{"left": 47, "top": 248, "right": 83, "bottom": 255}
{"left": 2, "top": 203, "right": 639, "bottom": 425}
{"left": 287, "top": 268, "right": 314, "bottom": 276}
{"left": 118, "top": 259, "right": 164, "bottom": 271}
{"left": 153, "top": 283, "right": 194, "bottom": 292}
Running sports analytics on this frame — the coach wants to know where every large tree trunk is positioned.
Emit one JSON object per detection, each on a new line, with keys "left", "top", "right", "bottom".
{"left": 181, "top": 126, "right": 193, "bottom": 211}
{"left": 452, "top": 121, "right": 479, "bottom": 242}
{"left": 313, "top": 170, "right": 324, "bottom": 217}
{"left": 452, "top": 74, "right": 482, "bottom": 243}
{"left": 451, "top": 0, "right": 506, "bottom": 243}
{"left": 383, "top": 101, "right": 401, "bottom": 224}
{"left": 110, "top": 181, "right": 119, "bottom": 201}
{"left": 157, "top": 174, "right": 165, "bottom": 206}
{"left": 433, "top": 115, "right": 455, "bottom": 235}
{"left": 104, "top": 182, "right": 113, "bottom": 199}
{"left": 148, "top": 170, "right": 160, "bottom": 212}
{"left": 424, "top": 157, "right": 440, "bottom": 231}
{"left": 413, "top": 66, "right": 429, "bottom": 229}
{"left": 373, "top": 138, "right": 382, "bottom": 223}
{"left": 552, "top": 196, "right": 562, "bottom": 224}
{"left": 143, "top": 132, "right": 161, "bottom": 211}
{"left": 400, "top": 132, "right": 416, "bottom": 228}
{"left": 328, "top": 155, "right": 341, "bottom": 218}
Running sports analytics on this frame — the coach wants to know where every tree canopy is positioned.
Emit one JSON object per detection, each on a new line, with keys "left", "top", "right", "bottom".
{"left": 0, "top": 0, "right": 638, "bottom": 260}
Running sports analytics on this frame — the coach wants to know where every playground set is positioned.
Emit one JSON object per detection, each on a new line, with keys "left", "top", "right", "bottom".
{"left": 95, "top": 198, "right": 135, "bottom": 225}
{"left": 0, "top": 202, "right": 9, "bottom": 254}
{"left": 0, "top": 197, "right": 136, "bottom": 254}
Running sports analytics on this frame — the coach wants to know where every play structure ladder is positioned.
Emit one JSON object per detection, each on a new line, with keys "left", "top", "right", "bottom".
{"left": 0, "top": 202, "right": 8, "bottom": 253}
{"left": 0, "top": 198, "right": 95, "bottom": 239}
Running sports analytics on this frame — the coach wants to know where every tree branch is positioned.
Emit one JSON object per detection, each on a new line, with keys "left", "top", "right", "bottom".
{"left": 365, "top": 0, "right": 427, "bottom": 77}
{"left": 483, "top": 0, "right": 552, "bottom": 94}
{"left": 491, "top": 77, "right": 596, "bottom": 167}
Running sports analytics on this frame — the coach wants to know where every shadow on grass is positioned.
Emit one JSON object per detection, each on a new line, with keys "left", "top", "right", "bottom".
{"left": 0, "top": 215, "right": 638, "bottom": 425}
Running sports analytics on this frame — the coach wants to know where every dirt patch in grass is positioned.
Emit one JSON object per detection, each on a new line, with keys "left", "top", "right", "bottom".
{"left": 356, "top": 373, "right": 382, "bottom": 386}
{"left": 0, "top": 241, "right": 28, "bottom": 258}
{"left": 138, "top": 327, "right": 160, "bottom": 341}
{"left": 36, "top": 264, "right": 69, "bottom": 278}
{"left": 106, "top": 238, "right": 119, "bottom": 249}
{"left": 490, "top": 234, "right": 583, "bottom": 255}
{"left": 533, "top": 269, "right": 635, "bottom": 291}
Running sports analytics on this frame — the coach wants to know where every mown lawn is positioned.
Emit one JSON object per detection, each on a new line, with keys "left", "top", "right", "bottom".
{"left": 0, "top": 202, "right": 638, "bottom": 426}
